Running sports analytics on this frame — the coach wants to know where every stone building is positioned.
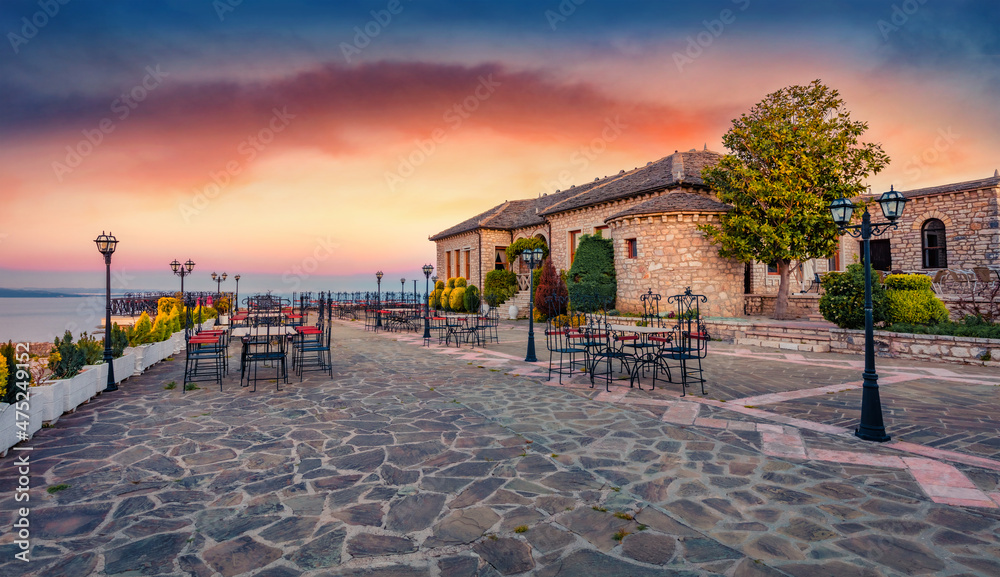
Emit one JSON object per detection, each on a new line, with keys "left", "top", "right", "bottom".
{"left": 429, "top": 146, "right": 1000, "bottom": 318}
{"left": 841, "top": 172, "right": 1000, "bottom": 272}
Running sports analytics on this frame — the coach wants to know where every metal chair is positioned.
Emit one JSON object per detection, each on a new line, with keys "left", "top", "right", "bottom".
{"left": 653, "top": 287, "right": 709, "bottom": 396}
{"left": 544, "top": 296, "right": 588, "bottom": 383}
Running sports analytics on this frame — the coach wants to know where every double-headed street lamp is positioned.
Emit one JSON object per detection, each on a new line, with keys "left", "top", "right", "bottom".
{"left": 829, "top": 186, "right": 908, "bottom": 442}
{"left": 422, "top": 264, "right": 434, "bottom": 341}
{"left": 211, "top": 271, "right": 227, "bottom": 295}
{"left": 95, "top": 232, "right": 119, "bottom": 393}
{"left": 170, "top": 259, "right": 195, "bottom": 293}
{"left": 521, "top": 247, "right": 545, "bottom": 363}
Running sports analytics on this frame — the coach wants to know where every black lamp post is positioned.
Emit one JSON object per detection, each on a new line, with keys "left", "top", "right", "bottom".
{"left": 211, "top": 271, "right": 227, "bottom": 296}
{"left": 375, "top": 271, "right": 383, "bottom": 328}
{"left": 829, "top": 186, "right": 908, "bottom": 442}
{"left": 522, "top": 247, "right": 544, "bottom": 363}
{"left": 95, "top": 232, "right": 118, "bottom": 392}
{"left": 400, "top": 277, "right": 406, "bottom": 303}
{"left": 413, "top": 279, "right": 418, "bottom": 306}
{"left": 422, "top": 264, "right": 434, "bottom": 340}
{"left": 171, "top": 259, "right": 195, "bottom": 293}
{"left": 233, "top": 274, "right": 240, "bottom": 314}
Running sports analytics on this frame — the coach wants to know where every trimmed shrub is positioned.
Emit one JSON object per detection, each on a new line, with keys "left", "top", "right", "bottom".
{"left": 447, "top": 278, "right": 456, "bottom": 289}
{"left": 50, "top": 331, "right": 86, "bottom": 379}
{"left": 441, "top": 287, "right": 453, "bottom": 311}
{"left": 464, "top": 285, "right": 481, "bottom": 313}
{"left": 506, "top": 238, "right": 549, "bottom": 264}
{"left": 429, "top": 288, "right": 443, "bottom": 310}
{"left": 435, "top": 280, "right": 445, "bottom": 290}
{"left": 450, "top": 287, "right": 467, "bottom": 312}
{"left": 885, "top": 274, "right": 949, "bottom": 325}
{"left": 567, "top": 234, "right": 616, "bottom": 312}
{"left": 0, "top": 354, "right": 7, "bottom": 403}
{"left": 454, "top": 277, "right": 467, "bottom": 288}
{"left": 0, "top": 342, "right": 18, "bottom": 404}
{"left": 111, "top": 323, "right": 129, "bottom": 357}
{"left": 888, "top": 315, "right": 1000, "bottom": 339}
{"left": 76, "top": 333, "right": 104, "bottom": 365}
{"left": 484, "top": 269, "right": 517, "bottom": 305}
{"left": 819, "top": 264, "right": 889, "bottom": 329}
{"left": 884, "top": 274, "right": 934, "bottom": 291}
{"left": 128, "top": 312, "right": 153, "bottom": 346}
{"left": 535, "top": 258, "right": 568, "bottom": 317}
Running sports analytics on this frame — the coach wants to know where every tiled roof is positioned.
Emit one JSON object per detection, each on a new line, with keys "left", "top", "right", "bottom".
{"left": 900, "top": 173, "right": 1000, "bottom": 199}
{"left": 429, "top": 148, "right": 723, "bottom": 241}
{"left": 428, "top": 201, "right": 511, "bottom": 241}
{"left": 539, "top": 149, "right": 722, "bottom": 216}
{"left": 605, "top": 192, "right": 731, "bottom": 221}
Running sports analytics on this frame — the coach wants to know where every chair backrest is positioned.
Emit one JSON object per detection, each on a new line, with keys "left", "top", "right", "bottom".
{"left": 973, "top": 267, "right": 993, "bottom": 284}
{"left": 668, "top": 287, "right": 708, "bottom": 346}
{"left": 545, "top": 314, "right": 570, "bottom": 351}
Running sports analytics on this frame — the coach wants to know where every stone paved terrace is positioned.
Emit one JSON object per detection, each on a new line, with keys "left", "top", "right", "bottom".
{"left": 2, "top": 318, "right": 1000, "bottom": 576}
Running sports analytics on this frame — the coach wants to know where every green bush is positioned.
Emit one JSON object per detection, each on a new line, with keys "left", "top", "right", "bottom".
{"left": 76, "top": 333, "right": 104, "bottom": 365}
{"left": 887, "top": 315, "right": 1000, "bottom": 339}
{"left": 886, "top": 290, "right": 949, "bottom": 325}
{"left": 567, "top": 234, "right": 616, "bottom": 312}
{"left": 819, "top": 264, "right": 888, "bottom": 329}
{"left": 127, "top": 312, "right": 153, "bottom": 346}
{"left": 450, "top": 287, "right": 467, "bottom": 312}
{"left": 49, "top": 331, "right": 86, "bottom": 379}
{"left": 111, "top": 323, "right": 129, "bottom": 357}
{"left": 506, "top": 238, "right": 549, "bottom": 263}
{"left": 454, "top": 277, "right": 467, "bottom": 288}
{"left": 446, "top": 278, "right": 456, "bottom": 289}
{"left": 464, "top": 285, "right": 481, "bottom": 313}
{"left": 884, "top": 273, "right": 933, "bottom": 291}
{"left": 484, "top": 269, "right": 518, "bottom": 305}
{"left": 435, "top": 280, "right": 445, "bottom": 290}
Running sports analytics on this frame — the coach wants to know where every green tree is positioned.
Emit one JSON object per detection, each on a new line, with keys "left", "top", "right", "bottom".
{"left": 567, "top": 234, "right": 616, "bottom": 312}
{"left": 699, "top": 80, "right": 890, "bottom": 319}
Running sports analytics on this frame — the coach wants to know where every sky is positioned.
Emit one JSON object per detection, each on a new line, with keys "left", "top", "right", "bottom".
{"left": 0, "top": 0, "right": 998, "bottom": 295}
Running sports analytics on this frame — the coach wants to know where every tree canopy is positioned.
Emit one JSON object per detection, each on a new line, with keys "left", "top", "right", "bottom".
{"left": 567, "top": 234, "right": 616, "bottom": 311}
{"left": 699, "top": 80, "right": 890, "bottom": 319}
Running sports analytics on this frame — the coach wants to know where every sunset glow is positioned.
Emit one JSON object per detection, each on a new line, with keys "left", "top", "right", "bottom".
{"left": 1, "top": 0, "right": 997, "bottom": 293}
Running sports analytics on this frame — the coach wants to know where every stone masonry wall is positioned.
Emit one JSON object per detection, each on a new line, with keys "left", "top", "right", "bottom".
{"left": 608, "top": 212, "right": 744, "bottom": 318}
{"left": 841, "top": 186, "right": 1000, "bottom": 272}
{"left": 434, "top": 231, "right": 480, "bottom": 287}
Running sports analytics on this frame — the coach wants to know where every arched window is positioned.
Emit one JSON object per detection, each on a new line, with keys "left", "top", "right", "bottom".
{"left": 922, "top": 219, "right": 947, "bottom": 268}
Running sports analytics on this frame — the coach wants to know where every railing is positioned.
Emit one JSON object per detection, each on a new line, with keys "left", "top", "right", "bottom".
{"left": 517, "top": 273, "right": 530, "bottom": 291}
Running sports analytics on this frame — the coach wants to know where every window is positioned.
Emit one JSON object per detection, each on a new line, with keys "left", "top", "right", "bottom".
{"left": 922, "top": 219, "right": 947, "bottom": 268}
{"left": 569, "top": 230, "right": 581, "bottom": 264}
{"left": 495, "top": 247, "right": 508, "bottom": 271}
{"left": 861, "top": 239, "right": 892, "bottom": 271}
{"left": 767, "top": 262, "right": 779, "bottom": 275}
{"left": 446, "top": 251, "right": 452, "bottom": 278}
{"left": 464, "top": 249, "right": 471, "bottom": 279}
{"left": 594, "top": 226, "right": 609, "bottom": 238}
{"left": 828, "top": 251, "right": 841, "bottom": 272}
{"left": 625, "top": 238, "right": 637, "bottom": 259}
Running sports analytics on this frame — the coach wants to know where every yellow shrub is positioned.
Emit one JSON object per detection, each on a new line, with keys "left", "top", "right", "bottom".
{"left": 450, "top": 287, "right": 466, "bottom": 312}
{"left": 454, "top": 277, "right": 467, "bottom": 288}
{"left": 447, "top": 278, "right": 456, "bottom": 289}
{"left": 435, "top": 280, "right": 445, "bottom": 290}
{"left": 441, "top": 287, "right": 453, "bottom": 310}
{"left": 0, "top": 354, "right": 7, "bottom": 402}
{"left": 887, "top": 290, "right": 950, "bottom": 325}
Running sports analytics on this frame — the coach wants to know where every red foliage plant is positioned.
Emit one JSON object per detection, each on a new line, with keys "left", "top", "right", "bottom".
{"left": 534, "top": 258, "right": 568, "bottom": 317}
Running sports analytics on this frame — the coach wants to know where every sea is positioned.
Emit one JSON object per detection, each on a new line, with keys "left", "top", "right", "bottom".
{"left": 0, "top": 297, "right": 109, "bottom": 343}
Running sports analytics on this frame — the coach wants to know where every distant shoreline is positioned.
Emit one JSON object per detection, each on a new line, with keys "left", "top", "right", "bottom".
{"left": 0, "top": 289, "right": 86, "bottom": 298}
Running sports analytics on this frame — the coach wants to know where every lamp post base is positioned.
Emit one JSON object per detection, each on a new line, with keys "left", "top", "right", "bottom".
{"left": 855, "top": 373, "right": 890, "bottom": 443}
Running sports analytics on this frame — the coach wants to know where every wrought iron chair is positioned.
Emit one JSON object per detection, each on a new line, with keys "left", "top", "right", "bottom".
{"left": 544, "top": 296, "right": 588, "bottom": 383}
{"left": 182, "top": 298, "right": 226, "bottom": 392}
{"left": 240, "top": 301, "right": 289, "bottom": 391}
{"left": 619, "top": 289, "right": 662, "bottom": 381}
{"left": 653, "top": 287, "right": 709, "bottom": 396}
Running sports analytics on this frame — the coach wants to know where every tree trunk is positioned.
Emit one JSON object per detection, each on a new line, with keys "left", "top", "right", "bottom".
{"left": 773, "top": 259, "right": 793, "bottom": 320}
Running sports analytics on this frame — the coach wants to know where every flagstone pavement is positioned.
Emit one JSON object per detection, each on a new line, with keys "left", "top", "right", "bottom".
{"left": 2, "top": 318, "right": 1000, "bottom": 576}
